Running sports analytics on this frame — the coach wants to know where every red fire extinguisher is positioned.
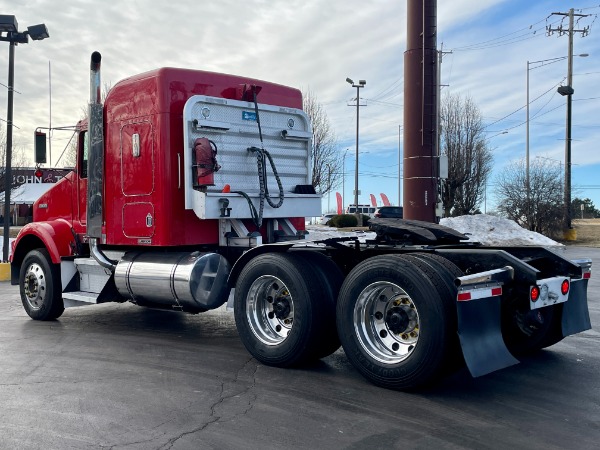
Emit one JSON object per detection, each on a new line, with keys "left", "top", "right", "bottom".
{"left": 193, "top": 138, "right": 221, "bottom": 187}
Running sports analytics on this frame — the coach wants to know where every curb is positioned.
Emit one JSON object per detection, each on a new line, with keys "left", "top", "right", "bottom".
{"left": 0, "top": 262, "right": 10, "bottom": 282}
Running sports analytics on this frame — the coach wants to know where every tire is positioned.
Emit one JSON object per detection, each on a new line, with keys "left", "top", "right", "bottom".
{"left": 234, "top": 252, "right": 329, "bottom": 367}
{"left": 502, "top": 300, "right": 563, "bottom": 356}
{"left": 414, "top": 252, "right": 463, "bottom": 279}
{"left": 336, "top": 255, "right": 453, "bottom": 390}
{"left": 19, "top": 249, "right": 64, "bottom": 321}
{"left": 406, "top": 253, "right": 465, "bottom": 371}
{"left": 294, "top": 251, "right": 343, "bottom": 359}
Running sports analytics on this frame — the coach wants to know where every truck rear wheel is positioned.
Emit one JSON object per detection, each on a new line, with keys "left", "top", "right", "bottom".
{"left": 336, "top": 255, "right": 452, "bottom": 390}
{"left": 401, "top": 253, "right": 464, "bottom": 371}
{"left": 234, "top": 253, "right": 330, "bottom": 367}
{"left": 294, "top": 251, "right": 343, "bottom": 359}
{"left": 19, "top": 249, "right": 64, "bottom": 321}
{"left": 503, "top": 301, "right": 562, "bottom": 356}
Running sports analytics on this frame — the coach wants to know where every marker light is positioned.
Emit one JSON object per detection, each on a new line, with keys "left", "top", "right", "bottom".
{"left": 561, "top": 279, "right": 570, "bottom": 295}
{"left": 530, "top": 286, "right": 540, "bottom": 302}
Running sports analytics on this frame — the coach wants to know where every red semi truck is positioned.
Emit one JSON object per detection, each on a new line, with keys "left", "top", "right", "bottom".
{"left": 10, "top": 53, "right": 592, "bottom": 390}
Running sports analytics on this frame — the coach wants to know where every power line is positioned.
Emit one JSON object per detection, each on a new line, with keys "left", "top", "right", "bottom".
{"left": 451, "top": 15, "right": 562, "bottom": 51}
{"left": 484, "top": 77, "right": 565, "bottom": 129}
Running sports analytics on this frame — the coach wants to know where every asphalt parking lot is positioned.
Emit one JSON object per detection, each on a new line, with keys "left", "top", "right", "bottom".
{"left": 1, "top": 247, "right": 599, "bottom": 449}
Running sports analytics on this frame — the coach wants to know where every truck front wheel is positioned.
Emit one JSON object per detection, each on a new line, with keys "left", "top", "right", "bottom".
{"left": 234, "top": 253, "right": 329, "bottom": 367}
{"left": 19, "top": 249, "right": 64, "bottom": 320}
{"left": 336, "top": 255, "right": 452, "bottom": 390}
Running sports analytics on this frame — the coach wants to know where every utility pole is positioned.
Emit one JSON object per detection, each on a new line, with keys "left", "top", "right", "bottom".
{"left": 547, "top": 8, "right": 590, "bottom": 237}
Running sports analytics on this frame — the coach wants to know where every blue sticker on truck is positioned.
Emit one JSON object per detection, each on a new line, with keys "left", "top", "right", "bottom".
{"left": 242, "top": 111, "right": 257, "bottom": 121}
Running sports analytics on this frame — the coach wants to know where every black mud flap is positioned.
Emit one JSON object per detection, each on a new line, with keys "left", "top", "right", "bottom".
{"left": 562, "top": 278, "right": 592, "bottom": 337}
{"left": 456, "top": 267, "right": 519, "bottom": 378}
{"left": 457, "top": 295, "right": 519, "bottom": 377}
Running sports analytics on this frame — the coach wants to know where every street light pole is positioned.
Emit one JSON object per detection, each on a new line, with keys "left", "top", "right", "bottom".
{"left": 327, "top": 164, "right": 331, "bottom": 213}
{"left": 2, "top": 39, "right": 15, "bottom": 262}
{"left": 0, "top": 15, "right": 50, "bottom": 262}
{"left": 346, "top": 77, "right": 366, "bottom": 226}
{"left": 342, "top": 149, "right": 349, "bottom": 211}
{"left": 526, "top": 60, "right": 530, "bottom": 228}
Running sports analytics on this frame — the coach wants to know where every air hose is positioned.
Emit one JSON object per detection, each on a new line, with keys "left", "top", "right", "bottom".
{"left": 234, "top": 87, "right": 284, "bottom": 228}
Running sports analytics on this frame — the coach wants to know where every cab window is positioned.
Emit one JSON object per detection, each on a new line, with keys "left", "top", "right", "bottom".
{"left": 80, "top": 131, "right": 88, "bottom": 178}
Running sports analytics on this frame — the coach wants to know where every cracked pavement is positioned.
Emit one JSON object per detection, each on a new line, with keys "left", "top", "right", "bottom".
{"left": 1, "top": 246, "right": 600, "bottom": 449}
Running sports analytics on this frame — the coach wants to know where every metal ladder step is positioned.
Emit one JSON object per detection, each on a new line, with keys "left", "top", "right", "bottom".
{"left": 62, "top": 290, "right": 100, "bottom": 307}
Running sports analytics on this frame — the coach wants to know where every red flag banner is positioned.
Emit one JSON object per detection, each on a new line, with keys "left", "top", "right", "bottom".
{"left": 335, "top": 192, "right": 343, "bottom": 215}
{"left": 380, "top": 193, "right": 391, "bottom": 206}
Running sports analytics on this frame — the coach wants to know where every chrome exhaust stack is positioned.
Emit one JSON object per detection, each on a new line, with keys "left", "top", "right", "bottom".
{"left": 87, "top": 51, "right": 104, "bottom": 239}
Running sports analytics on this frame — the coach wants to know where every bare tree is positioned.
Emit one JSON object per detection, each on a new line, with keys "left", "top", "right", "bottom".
{"left": 302, "top": 88, "right": 341, "bottom": 195}
{"left": 495, "top": 158, "right": 563, "bottom": 236}
{"left": 440, "top": 92, "right": 493, "bottom": 216}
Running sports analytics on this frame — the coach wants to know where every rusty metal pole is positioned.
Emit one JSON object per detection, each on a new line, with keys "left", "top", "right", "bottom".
{"left": 403, "top": 0, "right": 438, "bottom": 222}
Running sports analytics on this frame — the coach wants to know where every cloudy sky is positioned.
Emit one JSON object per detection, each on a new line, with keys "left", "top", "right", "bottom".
{"left": 1, "top": 0, "right": 599, "bottom": 212}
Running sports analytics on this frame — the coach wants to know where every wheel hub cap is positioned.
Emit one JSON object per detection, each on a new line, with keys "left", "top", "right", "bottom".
{"left": 386, "top": 306, "right": 413, "bottom": 334}
{"left": 23, "top": 262, "right": 47, "bottom": 310}
{"left": 354, "top": 281, "right": 421, "bottom": 365}
{"left": 247, "top": 275, "right": 295, "bottom": 346}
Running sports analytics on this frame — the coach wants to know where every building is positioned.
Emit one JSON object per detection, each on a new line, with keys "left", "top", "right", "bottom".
{"left": 0, "top": 168, "right": 72, "bottom": 225}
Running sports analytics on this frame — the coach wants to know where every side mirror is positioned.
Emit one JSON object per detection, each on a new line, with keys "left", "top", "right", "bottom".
{"left": 35, "top": 131, "right": 47, "bottom": 164}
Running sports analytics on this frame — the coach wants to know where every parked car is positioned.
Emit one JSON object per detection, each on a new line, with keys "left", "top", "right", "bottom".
{"left": 319, "top": 213, "right": 337, "bottom": 225}
{"left": 374, "top": 206, "right": 403, "bottom": 218}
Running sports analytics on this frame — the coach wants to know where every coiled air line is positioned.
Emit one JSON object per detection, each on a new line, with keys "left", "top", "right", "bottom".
{"left": 234, "top": 86, "right": 284, "bottom": 228}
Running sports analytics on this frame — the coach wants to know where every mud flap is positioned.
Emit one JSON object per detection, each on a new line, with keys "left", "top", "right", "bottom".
{"left": 456, "top": 267, "right": 519, "bottom": 378}
{"left": 457, "top": 294, "right": 519, "bottom": 377}
{"left": 562, "top": 278, "right": 592, "bottom": 337}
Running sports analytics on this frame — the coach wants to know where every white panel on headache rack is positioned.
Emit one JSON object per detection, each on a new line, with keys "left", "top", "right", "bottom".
{"left": 183, "top": 95, "right": 310, "bottom": 209}
{"left": 183, "top": 95, "right": 321, "bottom": 220}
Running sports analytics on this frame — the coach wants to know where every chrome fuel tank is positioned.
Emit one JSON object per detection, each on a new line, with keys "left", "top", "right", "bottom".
{"left": 114, "top": 251, "right": 230, "bottom": 311}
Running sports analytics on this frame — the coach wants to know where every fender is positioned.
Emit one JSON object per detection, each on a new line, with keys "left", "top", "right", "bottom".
{"left": 10, "top": 218, "right": 75, "bottom": 268}
{"left": 227, "top": 242, "right": 294, "bottom": 286}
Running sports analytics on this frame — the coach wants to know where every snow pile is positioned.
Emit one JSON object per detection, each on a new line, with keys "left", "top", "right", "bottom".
{"left": 306, "top": 214, "right": 562, "bottom": 247}
{"left": 441, "top": 214, "right": 562, "bottom": 247}
{"left": 305, "top": 226, "right": 375, "bottom": 242}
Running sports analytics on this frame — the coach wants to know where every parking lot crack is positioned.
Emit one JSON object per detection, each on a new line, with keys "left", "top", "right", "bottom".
{"left": 160, "top": 358, "right": 259, "bottom": 449}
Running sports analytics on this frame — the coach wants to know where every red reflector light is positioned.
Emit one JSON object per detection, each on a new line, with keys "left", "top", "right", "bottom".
{"left": 583, "top": 272, "right": 591, "bottom": 280}
{"left": 561, "top": 279, "right": 570, "bottom": 295}
{"left": 35, "top": 168, "right": 43, "bottom": 178}
{"left": 491, "top": 287, "right": 502, "bottom": 297}
{"left": 530, "top": 286, "right": 540, "bottom": 302}
{"left": 457, "top": 292, "right": 471, "bottom": 301}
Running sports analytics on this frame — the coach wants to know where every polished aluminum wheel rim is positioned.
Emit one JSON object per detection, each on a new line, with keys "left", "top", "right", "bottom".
{"left": 23, "top": 262, "right": 47, "bottom": 311}
{"left": 354, "top": 281, "right": 420, "bottom": 364}
{"left": 247, "top": 275, "right": 294, "bottom": 345}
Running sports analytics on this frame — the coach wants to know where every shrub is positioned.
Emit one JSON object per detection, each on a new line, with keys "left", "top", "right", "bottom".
{"left": 328, "top": 214, "right": 358, "bottom": 228}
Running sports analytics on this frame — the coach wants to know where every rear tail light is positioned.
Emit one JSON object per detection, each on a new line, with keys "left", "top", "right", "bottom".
{"left": 530, "top": 286, "right": 540, "bottom": 302}
{"left": 561, "top": 279, "right": 570, "bottom": 295}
